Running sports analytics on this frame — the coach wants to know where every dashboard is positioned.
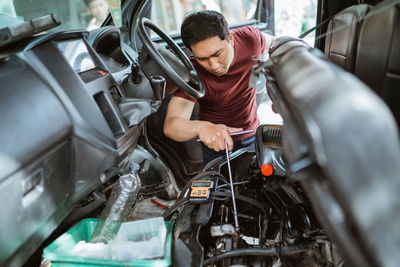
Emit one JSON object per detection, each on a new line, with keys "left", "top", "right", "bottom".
{"left": 0, "top": 27, "right": 148, "bottom": 265}
{"left": 57, "top": 39, "right": 97, "bottom": 73}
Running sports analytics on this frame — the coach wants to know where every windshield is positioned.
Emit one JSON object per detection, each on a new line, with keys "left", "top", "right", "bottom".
{"left": 0, "top": 0, "right": 110, "bottom": 31}
{"left": 151, "top": 0, "right": 258, "bottom": 36}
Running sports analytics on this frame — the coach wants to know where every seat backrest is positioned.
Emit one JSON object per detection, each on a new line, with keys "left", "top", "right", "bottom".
{"left": 355, "top": 0, "right": 400, "bottom": 124}
{"left": 324, "top": 4, "right": 372, "bottom": 72}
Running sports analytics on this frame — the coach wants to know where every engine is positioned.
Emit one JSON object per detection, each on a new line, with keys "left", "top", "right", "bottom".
{"left": 168, "top": 124, "right": 343, "bottom": 267}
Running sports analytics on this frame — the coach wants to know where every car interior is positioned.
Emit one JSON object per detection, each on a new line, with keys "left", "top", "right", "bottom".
{"left": 0, "top": 0, "right": 400, "bottom": 266}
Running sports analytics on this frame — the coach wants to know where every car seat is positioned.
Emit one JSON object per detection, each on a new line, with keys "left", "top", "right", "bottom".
{"left": 355, "top": 0, "right": 400, "bottom": 125}
{"left": 324, "top": 4, "right": 372, "bottom": 72}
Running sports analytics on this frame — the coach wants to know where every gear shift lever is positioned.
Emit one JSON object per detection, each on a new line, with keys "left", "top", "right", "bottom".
{"left": 149, "top": 75, "right": 166, "bottom": 101}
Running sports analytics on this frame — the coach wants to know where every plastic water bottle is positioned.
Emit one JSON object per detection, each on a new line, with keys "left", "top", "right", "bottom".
{"left": 90, "top": 164, "right": 141, "bottom": 243}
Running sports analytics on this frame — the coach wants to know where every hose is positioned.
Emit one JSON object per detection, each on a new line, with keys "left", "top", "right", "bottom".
{"left": 203, "top": 246, "right": 308, "bottom": 266}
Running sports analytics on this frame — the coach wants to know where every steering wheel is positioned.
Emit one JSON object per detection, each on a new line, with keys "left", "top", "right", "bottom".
{"left": 137, "top": 17, "right": 205, "bottom": 99}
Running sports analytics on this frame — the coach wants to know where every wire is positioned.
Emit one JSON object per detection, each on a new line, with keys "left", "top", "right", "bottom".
{"left": 211, "top": 196, "right": 231, "bottom": 201}
{"left": 164, "top": 172, "right": 228, "bottom": 219}
{"left": 215, "top": 177, "right": 230, "bottom": 187}
{"left": 218, "top": 188, "right": 232, "bottom": 194}
{"left": 165, "top": 188, "right": 269, "bottom": 219}
{"left": 178, "top": 171, "right": 227, "bottom": 200}
{"left": 210, "top": 186, "right": 234, "bottom": 200}
{"left": 211, "top": 191, "right": 269, "bottom": 216}
{"left": 162, "top": 198, "right": 190, "bottom": 220}
{"left": 203, "top": 248, "right": 276, "bottom": 265}
{"left": 180, "top": 176, "right": 229, "bottom": 201}
{"left": 217, "top": 180, "right": 249, "bottom": 188}
{"left": 203, "top": 246, "right": 308, "bottom": 266}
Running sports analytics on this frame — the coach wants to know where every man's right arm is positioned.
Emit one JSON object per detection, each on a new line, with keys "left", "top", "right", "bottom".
{"left": 163, "top": 96, "right": 200, "bottom": 141}
{"left": 163, "top": 96, "right": 242, "bottom": 151}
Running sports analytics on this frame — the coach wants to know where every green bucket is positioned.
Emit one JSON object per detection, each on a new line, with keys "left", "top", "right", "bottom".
{"left": 42, "top": 218, "right": 172, "bottom": 266}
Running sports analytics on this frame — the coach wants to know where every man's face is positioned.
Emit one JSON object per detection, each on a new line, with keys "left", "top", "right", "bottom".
{"left": 190, "top": 35, "right": 234, "bottom": 76}
{"left": 88, "top": 0, "right": 109, "bottom": 21}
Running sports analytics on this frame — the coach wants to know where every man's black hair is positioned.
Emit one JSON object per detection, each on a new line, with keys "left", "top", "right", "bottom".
{"left": 181, "top": 10, "right": 229, "bottom": 50}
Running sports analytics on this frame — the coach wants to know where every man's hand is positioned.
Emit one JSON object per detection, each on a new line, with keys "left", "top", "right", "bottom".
{"left": 196, "top": 121, "right": 242, "bottom": 152}
{"left": 164, "top": 96, "right": 242, "bottom": 152}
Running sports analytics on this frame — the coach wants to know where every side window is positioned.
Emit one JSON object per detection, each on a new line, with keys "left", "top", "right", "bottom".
{"left": 151, "top": 0, "right": 259, "bottom": 36}
{"left": 275, "top": 0, "right": 317, "bottom": 46}
{"left": 6, "top": 0, "right": 110, "bottom": 32}
{"left": 84, "top": 0, "right": 110, "bottom": 30}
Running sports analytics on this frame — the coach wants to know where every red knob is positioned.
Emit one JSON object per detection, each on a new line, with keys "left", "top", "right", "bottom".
{"left": 261, "top": 163, "right": 273, "bottom": 176}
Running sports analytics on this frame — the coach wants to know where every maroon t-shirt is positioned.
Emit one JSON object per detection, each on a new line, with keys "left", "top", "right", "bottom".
{"left": 173, "top": 26, "right": 266, "bottom": 140}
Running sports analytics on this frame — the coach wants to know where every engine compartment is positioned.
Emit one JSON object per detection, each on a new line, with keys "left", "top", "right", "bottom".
{"left": 164, "top": 124, "right": 339, "bottom": 267}
{"left": 156, "top": 37, "right": 400, "bottom": 267}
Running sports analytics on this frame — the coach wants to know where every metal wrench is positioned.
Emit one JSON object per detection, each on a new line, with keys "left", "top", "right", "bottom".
{"left": 200, "top": 129, "right": 255, "bottom": 230}
{"left": 225, "top": 140, "right": 240, "bottom": 230}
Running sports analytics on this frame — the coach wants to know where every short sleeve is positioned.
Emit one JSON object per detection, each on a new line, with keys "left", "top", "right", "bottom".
{"left": 233, "top": 26, "right": 266, "bottom": 57}
{"left": 172, "top": 88, "right": 197, "bottom": 103}
{"left": 247, "top": 26, "right": 267, "bottom": 55}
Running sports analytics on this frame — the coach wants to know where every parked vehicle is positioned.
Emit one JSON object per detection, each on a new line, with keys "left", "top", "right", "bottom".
{"left": 1, "top": 0, "right": 399, "bottom": 266}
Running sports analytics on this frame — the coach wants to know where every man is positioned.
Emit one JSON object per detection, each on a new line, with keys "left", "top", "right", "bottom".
{"left": 163, "top": 10, "right": 274, "bottom": 165}
{"left": 84, "top": 0, "right": 109, "bottom": 30}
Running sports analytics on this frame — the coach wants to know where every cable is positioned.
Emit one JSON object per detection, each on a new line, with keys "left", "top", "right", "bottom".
{"left": 203, "top": 246, "right": 308, "bottom": 266}
{"left": 215, "top": 176, "right": 230, "bottom": 187}
{"left": 217, "top": 188, "right": 232, "bottom": 194}
{"left": 211, "top": 191, "right": 269, "bottom": 216}
{"left": 165, "top": 172, "right": 260, "bottom": 219}
{"left": 178, "top": 171, "right": 227, "bottom": 200}
{"left": 164, "top": 187, "right": 269, "bottom": 219}
{"left": 211, "top": 195, "right": 231, "bottom": 201}
{"left": 217, "top": 180, "right": 249, "bottom": 189}
{"left": 164, "top": 172, "right": 228, "bottom": 219}
{"left": 162, "top": 198, "right": 190, "bottom": 220}
{"left": 211, "top": 188, "right": 232, "bottom": 201}
{"left": 203, "top": 248, "right": 276, "bottom": 265}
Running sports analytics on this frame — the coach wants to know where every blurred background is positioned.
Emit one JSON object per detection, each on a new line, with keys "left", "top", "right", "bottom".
{"left": 1, "top": 0, "right": 317, "bottom": 45}
{"left": 151, "top": 0, "right": 317, "bottom": 45}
